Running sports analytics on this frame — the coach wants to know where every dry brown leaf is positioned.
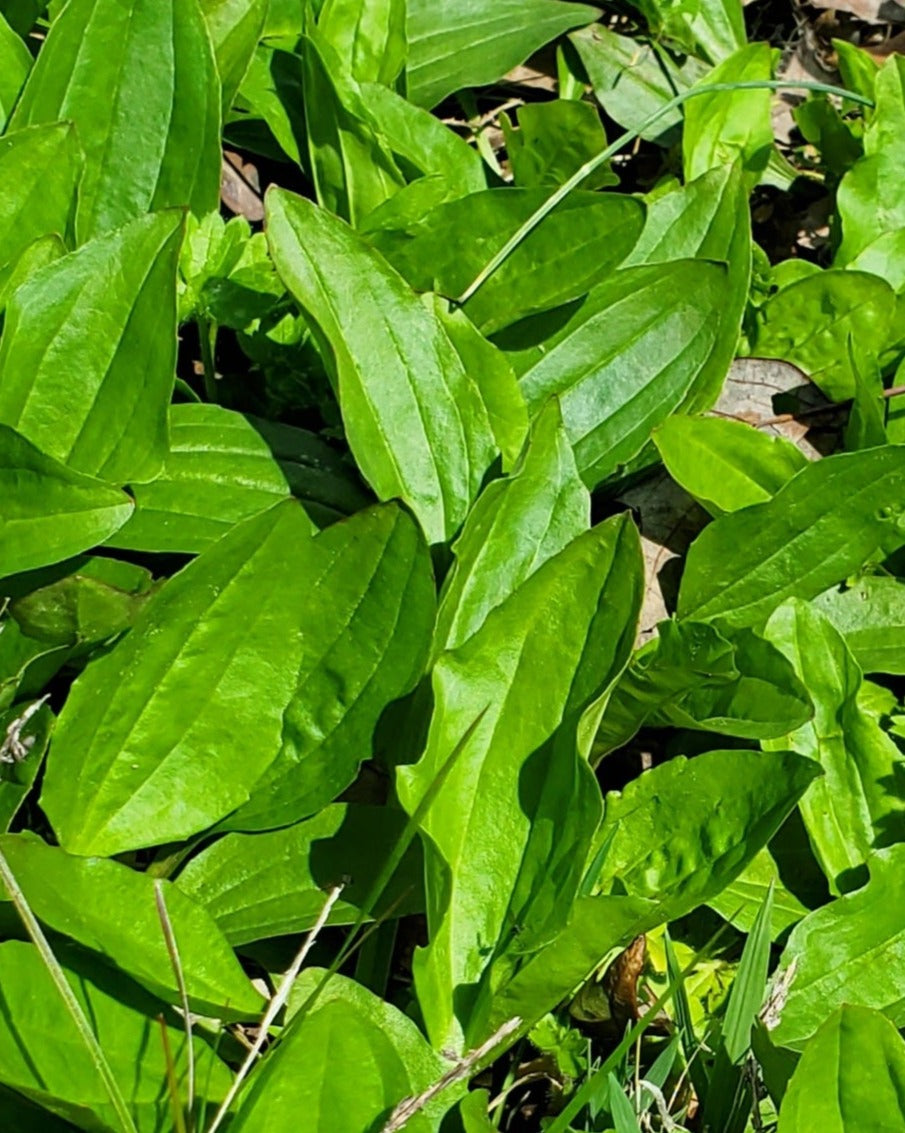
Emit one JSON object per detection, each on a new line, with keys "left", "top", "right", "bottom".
{"left": 220, "top": 150, "right": 264, "bottom": 222}
{"left": 807, "top": 0, "right": 905, "bottom": 22}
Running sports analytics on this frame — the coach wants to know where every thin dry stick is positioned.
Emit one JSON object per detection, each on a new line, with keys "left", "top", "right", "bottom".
{"left": 206, "top": 883, "right": 345, "bottom": 1133}
{"left": 0, "top": 848, "right": 138, "bottom": 1133}
{"left": 158, "top": 1016, "right": 188, "bottom": 1133}
{"left": 380, "top": 1016, "right": 523, "bottom": 1133}
{"left": 154, "top": 881, "right": 195, "bottom": 1123}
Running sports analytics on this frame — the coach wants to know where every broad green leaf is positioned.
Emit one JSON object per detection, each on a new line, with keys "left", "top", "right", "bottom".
{"left": 0, "top": 426, "right": 133, "bottom": 579}
{"left": 235, "top": 44, "right": 306, "bottom": 165}
{"left": 359, "top": 81, "right": 487, "bottom": 196}
{"left": 105, "top": 403, "right": 367, "bottom": 553}
{"left": 200, "top": 0, "right": 269, "bottom": 111}
{"left": 752, "top": 270, "right": 896, "bottom": 401}
{"left": 0, "top": 123, "right": 80, "bottom": 284}
{"left": 405, "top": 0, "right": 599, "bottom": 108}
{"left": 434, "top": 399, "right": 589, "bottom": 656}
{"left": 0, "top": 210, "right": 183, "bottom": 484}
{"left": 769, "top": 845, "right": 905, "bottom": 1049}
{"left": 0, "top": 699, "right": 52, "bottom": 832}
{"left": 0, "top": 617, "right": 69, "bottom": 713}
{"left": 40, "top": 501, "right": 317, "bottom": 855}
{"left": 683, "top": 43, "right": 775, "bottom": 185}
{"left": 0, "top": 834, "right": 263, "bottom": 1019}
{"left": 431, "top": 299, "right": 528, "bottom": 471}
{"left": 654, "top": 416, "right": 807, "bottom": 515}
{"left": 625, "top": 162, "right": 752, "bottom": 416}
{"left": 266, "top": 188, "right": 496, "bottom": 544}
{"left": 0, "top": 10, "right": 29, "bottom": 129}
{"left": 763, "top": 601, "right": 905, "bottom": 894}
{"left": 677, "top": 446, "right": 905, "bottom": 627}
{"left": 398, "top": 515, "right": 642, "bottom": 1050}
{"left": 591, "top": 749, "right": 819, "bottom": 915}
{"left": 503, "top": 99, "right": 616, "bottom": 190}
{"left": 177, "top": 803, "right": 423, "bottom": 944}
{"left": 219, "top": 503, "right": 435, "bottom": 831}
{"left": 231, "top": 974, "right": 445, "bottom": 1133}
{"left": 778, "top": 1005, "right": 905, "bottom": 1131}
{"left": 516, "top": 260, "right": 728, "bottom": 488}
{"left": 7, "top": 556, "right": 153, "bottom": 647}
{"left": 847, "top": 229, "right": 905, "bottom": 294}
{"left": 0, "top": 0, "right": 40, "bottom": 36}
{"left": 302, "top": 33, "right": 405, "bottom": 227}
{"left": 10, "top": 0, "right": 221, "bottom": 242}
{"left": 570, "top": 24, "right": 708, "bottom": 142}
{"left": 0, "top": 1084, "right": 80, "bottom": 1133}
{"left": 0, "top": 940, "right": 231, "bottom": 1131}
{"left": 593, "top": 620, "right": 812, "bottom": 758}
{"left": 371, "top": 188, "right": 645, "bottom": 336}
{"left": 844, "top": 341, "right": 888, "bottom": 450}
{"left": 318, "top": 0, "right": 406, "bottom": 86}
{"left": 837, "top": 56, "right": 905, "bottom": 264}
{"left": 706, "top": 848, "right": 809, "bottom": 939}
{"left": 813, "top": 575, "right": 905, "bottom": 674}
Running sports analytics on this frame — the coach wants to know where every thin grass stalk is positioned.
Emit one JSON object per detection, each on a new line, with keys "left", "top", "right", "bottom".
{"left": 158, "top": 1015, "right": 188, "bottom": 1133}
{"left": 205, "top": 882, "right": 345, "bottom": 1133}
{"left": 154, "top": 880, "right": 195, "bottom": 1124}
{"left": 454, "top": 79, "right": 874, "bottom": 308}
{"left": 0, "top": 847, "right": 139, "bottom": 1133}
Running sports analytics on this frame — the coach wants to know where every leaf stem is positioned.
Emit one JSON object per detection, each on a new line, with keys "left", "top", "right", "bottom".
{"left": 154, "top": 881, "right": 195, "bottom": 1126}
{"left": 454, "top": 79, "right": 874, "bottom": 308}
{"left": 0, "top": 848, "right": 139, "bottom": 1133}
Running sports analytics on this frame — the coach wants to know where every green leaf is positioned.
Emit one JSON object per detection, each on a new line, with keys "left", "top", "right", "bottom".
{"left": 844, "top": 341, "right": 888, "bottom": 450}
{"left": 40, "top": 501, "right": 317, "bottom": 856}
{"left": 0, "top": 426, "right": 133, "bottom": 579}
{"left": 302, "top": 33, "right": 405, "bottom": 227}
{"left": 703, "top": 883, "right": 775, "bottom": 1133}
{"left": 405, "top": 0, "right": 600, "bottom": 108}
{"left": 10, "top": 0, "right": 221, "bottom": 242}
{"left": 0, "top": 1, "right": 40, "bottom": 37}
{"left": 752, "top": 270, "right": 897, "bottom": 401}
{"left": 105, "top": 403, "right": 368, "bottom": 553}
{"left": 0, "top": 123, "right": 80, "bottom": 285}
{"left": 654, "top": 416, "right": 807, "bottom": 515}
{"left": 0, "top": 210, "right": 183, "bottom": 485}
{"left": 0, "top": 834, "right": 263, "bottom": 1019}
{"left": 176, "top": 803, "right": 423, "bottom": 944}
{"left": 358, "top": 80, "right": 487, "bottom": 196}
{"left": 677, "top": 446, "right": 905, "bottom": 628}
{"left": 706, "top": 848, "right": 809, "bottom": 939}
{"left": 591, "top": 750, "right": 819, "bottom": 916}
{"left": 570, "top": 24, "right": 708, "bottom": 142}
{"left": 266, "top": 188, "right": 497, "bottom": 544}
{"left": 371, "top": 188, "right": 645, "bottom": 336}
{"left": 636, "top": 0, "right": 745, "bottom": 63}
{"left": 431, "top": 298, "right": 529, "bottom": 472}
{"left": 218, "top": 503, "right": 435, "bottom": 831}
{"left": 813, "top": 575, "right": 905, "bottom": 674}
{"left": 777, "top": 1005, "right": 905, "bottom": 1131}
{"left": 515, "top": 260, "right": 729, "bottom": 488}
{"left": 0, "top": 234, "right": 65, "bottom": 315}
{"left": 625, "top": 162, "right": 752, "bottom": 417}
{"left": 846, "top": 229, "right": 905, "bottom": 295}
{"left": 769, "top": 845, "right": 905, "bottom": 1049}
{"left": 0, "top": 940, "right": 230, "bottom": 1130}
{"left": 593, "top": 620, "right": 812, "bottom": 758}
{"left": 200, "top": 0, "right": 269, "bottom": 111}
{"left": 318, "top": 0, "right": 406, "bottom": 86}
{"left": 683, "top": 43, "right": 776, "bottom": 185}
{"left": 398, "top": 515, "right": 642, "bottom": 1050}
{"left": 232, "top": 972, "right": 446, "bottom": 1133}
{"left": 7, "top": 556, "right": 152, "bottom": 647}
{"left": 503, "top": 99, "right": 616, "bottom": 190}
{"left": 0, "top": 10, "right": 30, "bottom": 129}
{"left": 763, "top": 600, "right": 905, "bottom": 894}
{"left": 837, "top": 56, "right": 905, "bottom": 264}
{"left": 434, "top": 399, "right": 589, "bottom": 656}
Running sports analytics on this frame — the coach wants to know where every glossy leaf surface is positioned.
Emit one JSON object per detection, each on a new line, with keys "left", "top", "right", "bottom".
{"left": 10, "top": 0, "right": 221, "bottom": 241}
{"left": 41, "top": 501, "right": 317, "bottom": 855}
